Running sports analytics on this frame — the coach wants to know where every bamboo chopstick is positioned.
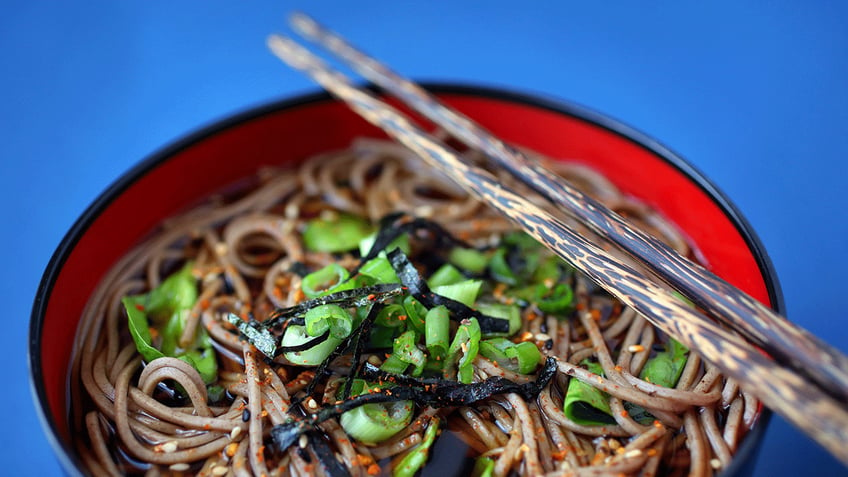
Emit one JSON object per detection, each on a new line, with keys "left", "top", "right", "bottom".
{"left": 287, "top": 12, "right": 848, "bottom": 404}
{"left": 266, "top": 29, "right": 848, "bottom": 465}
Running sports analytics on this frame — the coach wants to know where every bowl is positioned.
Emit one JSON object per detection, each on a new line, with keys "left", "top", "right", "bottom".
{"left": 30, "top": 83, "right": 783, "bottom": 476}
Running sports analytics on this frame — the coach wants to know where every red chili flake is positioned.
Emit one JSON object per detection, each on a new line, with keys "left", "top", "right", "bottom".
{"left": 367, "top": 464, "right": 380, "bottom": 475}
{"left": 620, "top": 410, "right": 629, "bottom": 418}
{"left": 134, "top": 303, "right": 145, "bottom": 311}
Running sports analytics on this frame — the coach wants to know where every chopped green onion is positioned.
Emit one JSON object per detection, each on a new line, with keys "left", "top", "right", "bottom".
{"left": 535, "top": 283, "right": 574, "bottom": 314}
{"left": 448, "top": 246, "right": 489, "bottom": 274}
{"left": 640, "top": 338, "right": 689, "bottom": 388}
{"left": 374, "top": 304, "right": 408, "bottom": 328}
{"left": 339, "top": 387, "right": 414, "bottom": 445}
{"left": 427, "top": 263, "right": 465, "bottom": 288}
{"left": 143, "top": 262, "right": 198, "bottom": 325}
{"left": 393, "top": 418, "right": 441, "bottom": 477}
{"left": 431, "top": 279, "right": 482, "bottom": 308}
{"left": 369, "top": 325, "right": 401, "bottom": 349}
{"left": 447, "top": 318, "right": 482, "bottom": 383}
{"left": 402, "top": 295, "right": 428, "bottom": 335}
{"left": 122, "top": 262, "right": 218, "bottom": 384}
{"left": 479, "top": 338, "right": 541, "bottom": 374}
{"left": 359, "top": 255, "right": 401, "bottom": 284}
{"left": 304, "top": 304, "right": 354, "bottom": 340}
{"left": 425, "top": 305, "right": 450, "bottom": 359}
{"left": 281, "top": 324, "right": 343, "bottom": 366}
{"left": 359, "top": 230, "right": 411, "bottom": 257}
{"left": 304, "top": 213, "right": 375, "bottom": 253}
{"left": 382, "top": 330, "right": 426, "bottom": 376}
{"left": 301, "top": 263, "right": 352, "bottom": 298}
{"left": 563, "top": 360, "right": 616, "bottom": 426}
{"left": 471, "top": 456, "right": 495, "bottom": 477}
{"left": 477, "top": 303, "right": 521, "bottom": 338}
{"left": 488, "top": 247, "right": 518, "bottom": 285}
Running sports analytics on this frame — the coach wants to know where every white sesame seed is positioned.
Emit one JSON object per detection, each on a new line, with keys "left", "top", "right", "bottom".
{"left": 627, "top": 344, "right": 645, "bottom": 353}
{"left": 230, "top": 426, "right": 242, "bottom": 440}
{"left": 161, "top": 441, "right": 178, "bottom": 453}
{"left": 307, "top": 398, "right": 318, "bottom": 409}
{"left": 299, "top": 434, "right": 309, "bottom": 449}
{"left": 710, "top": 458, "right": 722, "bottom": 469}
{"left": 211, "top": 466, "right": 229, "bottom": 476}
{"left": 214, "top": 242, "right": 228, "bottom": 257}
{"left": 535, "top": 333, "right": 551, "bottom": 342}
{"left": 169, "top": 463, "right": 190, "bottom": 472}
{"left": 624, "top": 449, "right": 643, "bottom": 459}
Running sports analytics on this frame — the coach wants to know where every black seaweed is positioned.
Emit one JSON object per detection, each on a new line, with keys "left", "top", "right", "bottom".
{"left": 352, "top": 212, "right": 472, "bottom": 272}
{"left": 386, "top": 248, "right": 508, "bottom": 333}
{"left": 306, "top": 430, "right": 352, "bottom": 477}
{"left": 270, "top": 357, "right": 557, "bottom": 453}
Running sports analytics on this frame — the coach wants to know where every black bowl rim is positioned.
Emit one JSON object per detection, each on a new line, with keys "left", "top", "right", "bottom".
{"left": 29, "top": 82, "right": 784, "bottom": 476}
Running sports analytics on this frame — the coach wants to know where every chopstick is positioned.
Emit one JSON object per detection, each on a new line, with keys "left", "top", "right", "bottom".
{"left": 287, "top": 12, "right": 848, "bottom": 404}
{"left": 266, "top": 24, "right": 848, "bottom": 465}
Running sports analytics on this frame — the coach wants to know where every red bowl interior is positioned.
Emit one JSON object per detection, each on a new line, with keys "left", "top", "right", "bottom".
{"left": 30, "top": 84, "right": 781, "bottom": 474}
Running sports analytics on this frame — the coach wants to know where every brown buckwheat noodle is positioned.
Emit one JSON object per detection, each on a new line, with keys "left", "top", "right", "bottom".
{"left": 70, "top": 138, "right": 758, "bottom": 476}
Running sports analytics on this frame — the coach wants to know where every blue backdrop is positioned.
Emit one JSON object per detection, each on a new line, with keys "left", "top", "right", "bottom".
{"left": 3, "top": 2, "right": 846, "bottom": 475}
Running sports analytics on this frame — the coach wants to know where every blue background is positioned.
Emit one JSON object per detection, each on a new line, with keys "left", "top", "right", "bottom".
{"left": 3, "top": 2, "right": 846, "bottom": 475}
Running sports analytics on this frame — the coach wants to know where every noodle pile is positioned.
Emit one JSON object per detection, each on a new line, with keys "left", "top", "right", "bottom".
{"left": 71, "top": 138, "right": 758, "bottom": 476}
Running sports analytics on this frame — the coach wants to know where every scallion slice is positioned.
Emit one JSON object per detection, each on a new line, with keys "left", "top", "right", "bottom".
{"left": 303, "top": 213, "right": 375, "bottom": 253}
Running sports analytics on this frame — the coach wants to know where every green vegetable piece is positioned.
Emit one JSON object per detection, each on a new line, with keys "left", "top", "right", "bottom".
{"left": 384, "top": 330, "right": 426, "bottom": 376}
{"left": 124, "top": 296, "right": 165, "bottom": 363}
{"left": 402, "top": 295, "right": 428, "bottom": 335}
{"left": 359, "top": 256, "right": 401, "bottom": 284}
{"left": 447, "top": 318, "right": 482, "bottom": 383}
{"left": 640, "top": 338, "right": 689, "bottom": 388}
{"left": 393, "top": 418, "right": 441, "bottom": 477}
{"left": 301, "top": 263, "right": 352, "bottom": 298}
{"left": 432, "top": 279, "right": 482, "bottom": 308}
{"left": 359, "top": 230, "right": 411, "bottom": 257}
{"left": 369, "top": 325, "right": 401, "bottom": 349}
{"left": 304, "top": 213, "right": 375, "bottom": 253}
{"left": 122, "top": 263, "right": 218, "bottom": 384}
{"left": 425, "top": 305, "right": 450, "bottom": 359}
{"left": 304, "top": 304, "right": 354, "bottom": 340}
{"left": 477, "top": 303, "right": 521, "bottom": 338}
{"left": 488, "top": 247, "right": 518, "bottom": 286}
{"left": 535, "top": 283, "right": 574, "bottom": 314}
{"left": 339, "top": 384, "right": 414, "bottom": 444}
{"left": 281, "top": 324, "right": 343, "bottom": 366}
{"left": 448, "top": 247, "right": 489, "bottom": 274}
{"left": 143, "top": 262, "right": 198, "bottom": 325}
{"left": 480, "top": 338, "right": 541, "bottom": 374}
{"left": 374, "top": 304, "right": 408, "bottom": 328}
{"left": 471, "top": 456, "right": 495, "bottom": 477}
{"left": 563, "top": 361, "right": 616, "bottom": 426}
{"left": 427, "top": 263, "right": 465, "bottom": 288}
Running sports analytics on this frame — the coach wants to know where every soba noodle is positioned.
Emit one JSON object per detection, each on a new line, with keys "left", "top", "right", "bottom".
{"left": 70, "top": 138, "right": 757, "bottom": 477}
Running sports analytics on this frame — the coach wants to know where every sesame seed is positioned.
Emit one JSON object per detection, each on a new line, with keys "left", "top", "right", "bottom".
{"left": 535, "top": 333, "right": 551, "bottom": 342}
{"left": 169, "top": 463, "right": 190, "bottom": 472}
{"left": 627, "top": 344, "right": 645, "bottom": 353}
{"left": 212, "top": 466, "right": 229, "bottom": 476}
{"left": 624, "top": 449, "right": 643, "bottom": 459}
{"left": 161, "top": 441, "right": 178, "bottom": 453}
{"left": 230, "top": 426, "right": 242, "bottom": 440}
{"left": 710, "top": 458, "right": 722, "bottom": 469}
{"left": 299, "top": 434, "right": 309, "bottom": 449}
{"left": 307, "top": 398, "right": 318, "bottom": 409}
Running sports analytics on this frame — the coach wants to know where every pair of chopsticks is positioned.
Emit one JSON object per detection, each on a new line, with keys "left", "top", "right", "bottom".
{"left": 269, "top": 12, "right": 848, "bottom": 465}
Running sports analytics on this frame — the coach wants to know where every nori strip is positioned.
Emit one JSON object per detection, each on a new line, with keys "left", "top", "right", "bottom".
{"left": 386, "top": 248, "right": 509, "bottom": 334}
{"left": 265, "top": 284, "right": 402, "bottom": 327}
{"left": 306, "top": 430, "right": 352, "bottom": 477}
{"left": 349, "top": 212, "right": 473, "bottom": 276}
{"left": 276, "top": 330, "right": 331, "bottom": 356}
{"left": 270, "top": 357, "right": 557, "bottom": 453}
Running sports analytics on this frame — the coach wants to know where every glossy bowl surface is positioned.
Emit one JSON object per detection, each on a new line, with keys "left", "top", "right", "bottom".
{"left": 30, "top": 84, "right": 782, "bottom": 476}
